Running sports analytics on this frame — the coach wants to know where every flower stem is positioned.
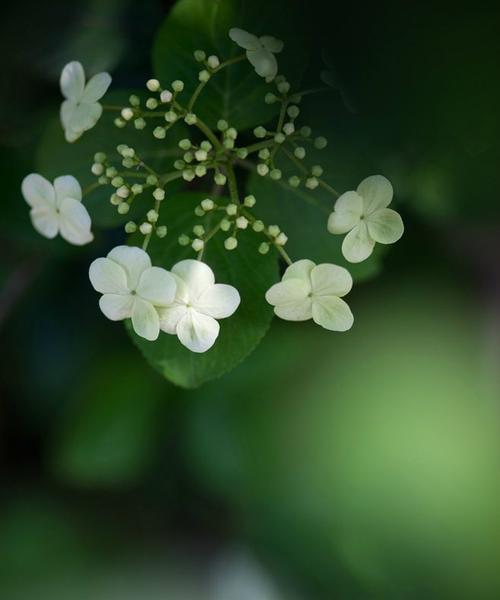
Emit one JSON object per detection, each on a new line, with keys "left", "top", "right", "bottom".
{"left": 82, "top": 181, "right": 101, "bottom": 196}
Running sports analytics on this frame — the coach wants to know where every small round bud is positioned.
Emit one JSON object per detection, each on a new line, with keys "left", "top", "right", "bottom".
{"left": 270, "top": 168, "right": 282, "bottom": 180}
{"left": 129, "top": 94, "right": 140, "bottom": 107}
{"left": 193, "top": 224, "right": 205, "bottom": 237}
{"left": 192, "top": 238, "right": 204, "bottom": 252}
{"left": 134, "top": 118, "right": 146, "bottom": 130}
{"left": 140, "top": 222, "right": 153, "bottom": 235}
{"left": 207, "top": 55, "right": 220, "bottom": 69}
{"left": 237, "top": 148, "right": 248, "bottom": 159}
{"left": 305, "top": 177, "right": 319, "bottom": 190}
{"left": 117, "top": 185, "right": 129, "bottom": 199}
{"left": 300, "top": 126, "right": 312, "bottom": 137}
{"left": 199, "top": 69, "right": 211, "bottom": 82}
{"left": 226, "top": 203, "right": 238, "bottom": 216}
{"left": 156, "top": 225, "right": 167, "bottom": 238}
{"left": 258, "top": 242, "right": 270, "bottom": 254}
{"left": 283, "top": 122, "right": 295, "bottom": 136}
{"left": 94, "top": 152, "right": 106, "bottom": 163}
{"left": 265, "top": 92, "right": 277, "bottom": 104}
{"left": 117, "top": 202, "right": 130, "bottom": 214}
{"left": 183, "top": 152, "right": 194, "bottom": 163}
{"left": 106, "top": 167, "right": 118, "bottom": 177}
{"left": 287, "top": 105, "right": 300, "bottom": 119}
{"left": 257, "top": 163, "right": 269, "bottom": 176}
{"left": 114, "top": 118, "right": 126, "bottom": 128}
{"left": 146, "top": 174, "right": 158, "bottom": 185}
{"left": 153, "top": 188, "right": 165, "bottom": 201}
{"left": 122, "top": 147, "right": 135, "bottom": 158}
{"left": 294, "top": 146, "right": 306, "bottom": 159}
{"left": 223, "top": 138, "right": 234, "bottom": 149}
{"left": 174, "top": 159, "right": 185, "bottom": 170}
{"left": 194, "top": 206, "right": 205, "bottom": 217}
{"left": 146, "top": 97, "right": 159, "bottom": 110}
{"left": 165, "top": 110, "right": 178, "bottom": 123}
{"left": 121, "top": 107, "right": 134, "bottom": 121}
{"left": 146, "top": 78, "right": 161, "bottom": 92}
{"left": 110, "top": 194, "right": 121, "bottom": 206}
{"left": 131, "top": 183, "right": 143, "bottom": 195}
{"left": 244, "top": 194, "right": 256, "bottom": 208}
{"left": 201, "top": 198, "right": 214, "bottom": 211}
{"left": 288, "top": 175, "right": 301, "bottom": 187}
{"left": 214, "top": 172, "right": 227, "bottom": 186}
{"left": 268, "top": 224, "right": 280, "bottom": 237}
{"left": 182, "top": 169, "right": 195, "bottom": 182}
{"left": 220, "top": 218, "right": 231, "bottom": 232}
{"left": 91, "top": 163, "right": 104, "bottom": 176}
{"left": 275, "top": 232, "right": 288, "bottom": 246}
{"left": 258, "top": 148, "right": 270, "bottom": 160}
{"left": 254, "top": 126, "right": 267, "bottom": 138}
{"left": 194, "top": 49, "right": 206, "bottom": 62}
{"left": 277, "top": 81, "right": 290, "bottom": 94}
{"left": 160, "top": 90, "right": 173, "bottom": 103}
{"left": 312, "top": 165, "right": 323, "bottom": 177}
{"left": 236, "top": 216, "right": 248, "bottom": 229}
{"left": 98, "top": 176, "right": 109, "bottom": 185}
{"left": 184, "top": 112, "right": 197, "bottom": 125}
{"left": 275, "top": 75, "right": 286, "bottom": 84}
{"left": 172, "top": 80, "right": 184, "bottom": 92}
{"left": 179, "top": 234, "right": 190, "bottom": 246}
{"left": 226, "top": 127, "right": 238, "bottom": 140}
{"left": 195, "top": 165, "right": 207, "bottom": 177}
{"left": 179, "top": 138, "right": 191, "bottom": 150}
{"left": 200, "top": 140, "right": 212, "bottom": 151}
{"left": 153, "top": 126, "right": 166, "bottom": 139}
{"left": 122, "top": 157, "right": 135, "bottom": 169}
{"left": 290, "top": 94, "right": 302, "bottom": 104}
{"left": 224, "top": 237, "right": 238, "bottom": 250}
{"left": 274, "top": 132, "right": 285, "bottom": 144}
{"left": 125, "top": 221, "right": 137, "bottom": 233}
{"left": 111, "top": 176, "right": 124, "bottom": 187}
{"left": 252, "top": 219, "right": 265, "bottom": 232}
{"left": 314, "top": 136, "right": 328, "bottom": 149}
{"left": 217, "top": 119, "right": 229, "bottom": 131}
{"left": 195, "top": 149, "right": 207, "bottom": 161}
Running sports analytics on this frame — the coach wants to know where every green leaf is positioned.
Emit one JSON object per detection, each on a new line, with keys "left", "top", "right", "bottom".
{"left": 36, "top": 91, "right": 186, "bottom": 228}
{"left": 152, "top": 0, "right": 307, "bottom": 130}
{"left": 128, "top": 192, "right": 279, "bottom": 388}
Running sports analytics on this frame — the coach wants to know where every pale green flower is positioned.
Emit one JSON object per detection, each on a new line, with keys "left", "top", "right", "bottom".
{"left": 229, "top": 28, "right": 283, "bottom": 81}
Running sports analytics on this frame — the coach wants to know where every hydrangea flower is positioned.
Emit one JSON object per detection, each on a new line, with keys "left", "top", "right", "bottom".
{"left": 327, "top": 175, "right": 404, "bottom": 263}
{"left": 60, "top": 61, "right": 112, "bottom": 142}
{"left": 159, "top": 260, "right": 240, "bottom": 353}
{"left": 21, "top": 173, "right": 93, "bottom": 245}
{"left": 89, "top": 246, "right": 176, "bottom": 341}
{"left": 265, "top": 259, "right": 353, "bottom": 332}
{"left": 229, "top": 28, "right": 283, "bottom": 81}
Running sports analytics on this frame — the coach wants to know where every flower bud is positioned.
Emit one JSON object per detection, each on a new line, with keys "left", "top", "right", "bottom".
{"left": 147, "top": 209, "right": 159, "bottom": 223}
{"left": 314, "top": 136, "right": 328, "bottom": 149}
{"left": 117, "top": 202, "right": 130, "bottom": 214}
{"left": 265, "top": 93, "right": 277, "bottom": 104}
{"left": 254, "top": 126, "right": 267, "bottom": 138}
{"left": 165, "top": 110, "right": 178, "bottom": 123}
{"left": 195, "top": 165, "right": 207, "bottom": 177}
{"left": 116, "top": 185, "right": 129, "bottom": 198}
{"left": 146, "top": 97, "right": 159, "bottom": 110}
{"left": 199, "top": 70, "right": 210, "bottom": 82}
{"left": 178, "top": 234, "right": 190, "bottom": 246}
{"left": 131, "top": 183, "right": 143, "bottom": 195}
{"left": 275, "top": 232, "right": 288, "bottom": 246}
{"left": 257, "top": 163, "right": 269, "bottom": 176}
{"left": 192, "top": 238, "right": 204, "bottom": 252}
{"left": 184, "top": 112, "right": 197, "bottom": 125}
{"left": 252, "top": 220, "right": 264, "bottom": 232}
{"left": 305, "top": 177, "right": 319, "bottom": 189}
{"left": 274, "top": 133, "right": 285, "bottom": 144}
{"left": 220, "top": 218, "right": 231, "bottom": 231}
{"left": 312, "top": 165, "right": 323, "bottom": 177}
{"left": 194, "top": 49, "right": 206, "bottom": 62}
{"left": 207, "top": 55, "right": 220, "bottom": 69}
{"left": 179, "top": 138, "right": 191, "bottom": 150}
{"left": 153, "top": 126, "right": 166, "bottom": 139}
{"left": 193, "top": 224, "right": 205, "bottom": 237}
{"left": 270, "top": 169, "right": 282, "bottom": 180}
{"left": 114, "top": 118, "right": 126, "bottom": 128}
{"left": 224, "top": 237, "right": 238, "bottom": 250}
{"left": 214, "top": 172, "right": 227, "bottom": 186}
{"left": 236, "top": 216, "right": 248, "bottom": 229}
{"left": 287, "top": 105, "right": 300, "bottom": 119}
{"left": 283, "top": 122, "right": 295, "bottom": 136}
{"left": 160, "top": 90, "right": 173, "bottom": 103}
{"left": 156, "top": 225, "right": 167, "bottom": 238}
{"left": 258, "top": 242, "right": 270, "bottom": 254}
{"left": 146, "top": 78, "right": 161, "bottom": 92}
{"left": 125, "top": 221, "right": 137, "bottom": 233}
{"left": 91, "top": 163, "right": 104, "bottom": 176}
{"left": 288, "top": 176, "right": 301, "bottom": 187}
{"left": 201, "top": 198, "right": 214, "bottom": 211}
{"left": 129, "top": 94, "right": 140, "bottom": 106}
{"left": 268, "top": 224, "right": 280, "bottom": 237}
{"left": 94, "top": 152, "right": 106, "bottom": 163}
{"left": 134, "top": 118, "right": 146, "bottom": 130}
{"left": 153, "top": 188, "right": 165, "bottom": 201}
{"left": 294, "top": 146, "right": 306, "bottom": 159}
{"left": 217, "top": 119, "right": 229, "bottom": 131}
{"left": 244, "top": 194, "right": 256, "bottom": 207}
{"left": 172, "top": 80, "right": 184, "bottom": 92}
{"left": 226, "top": 203, "right": 238, "bottom": 216}
{"left": 140, "top": 222, "right": 153, "bottom": 235}
{"left": 121, "top": 107, "right": 134, "bottom": 121}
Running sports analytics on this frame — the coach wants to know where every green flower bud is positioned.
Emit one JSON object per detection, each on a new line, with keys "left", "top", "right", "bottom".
{"left": 178, "top": 234, "right": 190, "bottom": 246}
{"left": 224, "top": 236, "right": 238, "bottom": 250}
{"left": 314, "top": 136, "right": 328, "bottom": 149}
{"left": 156, "top": 225, "right": 167, "bottom": 238}
{"left": 194, "top": 49, "right": 206, "bottom": 62}
{"left": 146, "top": 78, "right": 161, "bottom": 92}
{"left": 125, "top": 221, "right": 137, "bottom": 233}
{"left": 258, "top": 242, "right": 270, "bottom": 254}
{"left": 252, "top": 220, "right": 265, "bottom": 232}
{"left": 254, "top": 126, "right": 267, "bottom": 138}
{"left": 172, "top": 79, "right": 184, "bottom": 92}
{"left": 244, "top": 194, "right": 256, "bottom": 207}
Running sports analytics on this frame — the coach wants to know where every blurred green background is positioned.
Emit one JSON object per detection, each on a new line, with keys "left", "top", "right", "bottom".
{"left": 1, "top": 1, "right": 500, "bottom": 598}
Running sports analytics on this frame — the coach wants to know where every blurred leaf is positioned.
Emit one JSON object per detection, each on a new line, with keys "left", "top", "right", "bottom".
{"left": 128, "top": 192, "right": 278, "bottom": 388}
{"left": 152, "top": 0, "right": 307, "bottom": 130}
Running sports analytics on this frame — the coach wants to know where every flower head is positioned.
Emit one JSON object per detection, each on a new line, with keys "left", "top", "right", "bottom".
{"left": 89, "top": 246, "right": 176, "bottom": 341}
{"left": 265, "top": 259, "right": 353, "bottom": 332}
{"left": 60, "top": 61, "right": 111, "bottom": 142}
{"left": 159, "top": 260, "right": 240, "bottom": 353}
{"left": 21, "top": 173, "right": 93, "bottom": 245}
{"left": 229, "top": 28, "right": 283, "bottom": 82}
{"left": 328, "top": 175, "right": 404, "bottom": 263}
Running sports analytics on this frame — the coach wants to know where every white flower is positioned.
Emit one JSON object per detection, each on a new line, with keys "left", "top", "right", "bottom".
{"left": 265, "top": 259, "right": 353, "bottom": 332}
{"left": 60, "top": 61, "right": 112, "bottom": 142}
{"left": 328, "top": 175, "right": 404, "bottom": 263}
{"left": 229, "top": 28, "right": 283, "bottom": 82}
{"left": 89, "top": 246, "right": 177, "bottom": 341}
{"left": 159, "top": 260, "right": 240, "bottom": 353}
{"left": 21, "top": 173, "right": 93, "bottom": 245}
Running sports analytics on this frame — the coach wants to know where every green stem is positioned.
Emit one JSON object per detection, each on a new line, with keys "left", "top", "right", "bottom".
{"left": 240, "top": 207, "right": 292, "bottom": 265}
{"left": 245, "top": 139, "right": 276, "bottom": 155}
{"left": 82, "top": 181, "right": 101, "bottom": 196}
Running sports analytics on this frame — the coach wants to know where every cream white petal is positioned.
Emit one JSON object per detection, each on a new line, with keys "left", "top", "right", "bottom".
{"left": 176, "top": 309, "right": 220, "bottom": 353}
{"left": 89, "top": 257, "right": 129, "bottom": 295}
{"left": 54, "top": 175, "right": 82, "bottom": 206}
{"left": 195, "top": 284, "right": 240, "bottom": 318}
{"left": 69, "top": 102, "right": 102, "bottom": 134}
{"left": 341, "top": 222, "right": 375, "bottom": 263}
{"left": 327, "top": 191, "right": 363, "bottom": 234}
{"left": 247, "top": 48, "right": 278, "bottom": 79}
{"left": 274, "top": 297, "right": 313, "bottom": 322}
{"left": 99, "top": 293, "right": 134, "bottom": 321}
{"left": 60, "top": 99, "right": 77, "bottom": 130}
{"left": 357, "top": 175, "right": 393, "bottom": 215}
{"left": 58, "top": 197, "right": 93, "bottom": 245}
{"left": 259, "top": 35, "right": 283, "bottom": 53}
{"left": 30, "top": 207, "right": 58, "bottom": 239}
{"left": 311, "top": 264, "right": 353, "bottom": 298}
{"left": 312, "top": 296, "right": 354, "bottom": 332}
{"left": 81, "top": 72, "right": 112, "bottom": 103}
{"left": 158, "top": 303, "right": 188, "bottom": 335}
{"left": 265, "top": 278, "right": 310, "bottom": 307}
{"left": 22, "top": 173, "right": 56, "bottom": 209}
{"left": 366, "top": 208, "right": 404, "bottom": 244}
{"left": 60, "top": 61, "right": 85, "bottom": 101}
{"left": 132, "top": 298, "right": 160, "bottom": 341}
{"left": 65, "top": 127, "right": 83, "bottom": 143}
{"left": 107, "top": 246, "right": 151, "bottom": 290}
{"left": 136, "top": 267, "right": 177, "bottom": 307}
{"left": 282, "top": 259, "right": 315, "bottom": 285}
{"left": 229, "top": 27, "right": 260, "bottom": 50}
{"left": 171, "top": 259, "right": 215, "bottom": 301}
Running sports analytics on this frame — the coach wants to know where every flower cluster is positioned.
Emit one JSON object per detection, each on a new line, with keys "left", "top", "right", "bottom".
{"left": 20, "top": 26, "right": 405, "bottom": 355}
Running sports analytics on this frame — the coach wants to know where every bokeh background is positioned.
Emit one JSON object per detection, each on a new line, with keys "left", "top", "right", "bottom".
{"left": 1, "top": 1, "right": 500, "bottom": 598}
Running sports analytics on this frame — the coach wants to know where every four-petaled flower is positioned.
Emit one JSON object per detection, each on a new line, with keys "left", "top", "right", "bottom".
{"left": 89, "top": 246, "right": 177, "bottom": 341}
{"left": 60, "top": 61, "right": 112, "bottom": 142}
{"left": 265, "top": 259, "right": 354, "bottom": 332}
{"left": 159, "top": 260, "right": 240, "bottom": 353}
{"left": 21, "top": 173, "right": 93, "bottom": 245}
{"left": 229, "top": 28, "right": 283, "bottom": 82}
{"left": 328, "top": 175, "right": 404, "bottom": 263}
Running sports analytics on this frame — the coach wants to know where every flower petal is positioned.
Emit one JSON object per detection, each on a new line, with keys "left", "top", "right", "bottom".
{"left": 132, "top": 298, "right": 160, "bottom": 341}
{"left": 58, "top": 197, "right": 93, "bottom": 245}
{"left": 60, "top": 61, "right": 85, "bottom": 101}
{"left": 195, "top": 284, "right": 240, "bottom": 318}
{"left": 81, "top": 72, "right": 112, "bottom": 103}
{"left": 312, "top": 296, "right": 354, "bottom": 332}
{"left": 107, "top": 246, "right": 151, "bottom": 290}
{"left": 176, "top": 309, "right": 220, "bottom": 353}
{"left": 366, "top": 208, "right": 404, "bottom": 244}
{"left": 60, "top": 99, "right": 77, "bottom": 130}
{"left": 21, "top": 174, "right": 55, "bottom": 209}
{"left": 282, "top": 259, "right": 315, "bottom": 285}
{"left": 341, "top": 222, "right": 375, "bottom": 263}
{"left": 136, "top": 267, "right": 177, "bottom": 307}
{"left": 64, "top": 127, "right": 83, "bottom": 143}
{"left": 327, "top": 191, "right": 363, "bottom": 234}
{"left": 69, "top": 102, "right": 102, "bottom": 134}
{"left": 30, "top": 207, "right": 58, "bottom": 239}
{"left": 171, "top": 259, "right": 214, "bottom": 301}
{"left": 357, "top": 175, "right": 393, "bottom": 215}
{"left": 229, "top": 27, "right": 260, "bottom": 50}
{"left": 311, "top": 264, "right": 353, "bottom": 297}
{"left": 247, "top": 48, "right": 278, "bottom": 79}
{"left": 99, "top": 293, "right": 134, "bottom": 321}
{"left": 259, "top": 35, "right": 284, "bottom": 53}
{"left": 158, "top": 303, "right": 188, "bottom": 335}
{"left": 266, "top": 278, "right": 312, "bottom": 321}
{"left": 54, "top": 175, "right": 82, "bottom": 207}
{"left": 89, "top": 257, "right": 129, "bottom": 295}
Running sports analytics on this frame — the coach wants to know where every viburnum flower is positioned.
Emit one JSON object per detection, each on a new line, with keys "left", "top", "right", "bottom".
{"left": 159, "top": 260, "right": 240, "bottom": 353}
{"left": 21, "top": 173, "right": 93, "bottom": 245}
{"left": 265, "top": 259, "right": 353, "bottom": 332}
{"left": 229, "top": 28, "right": 283, "bottom": 81}
{"left": 327, "top": 175, "right": 404, "bottom": 263}
{"left": 60, "top": 61, "right": 112, "bottom": 142}
{"left": 89, "top": 246, "right": 176, "bottom": 341}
